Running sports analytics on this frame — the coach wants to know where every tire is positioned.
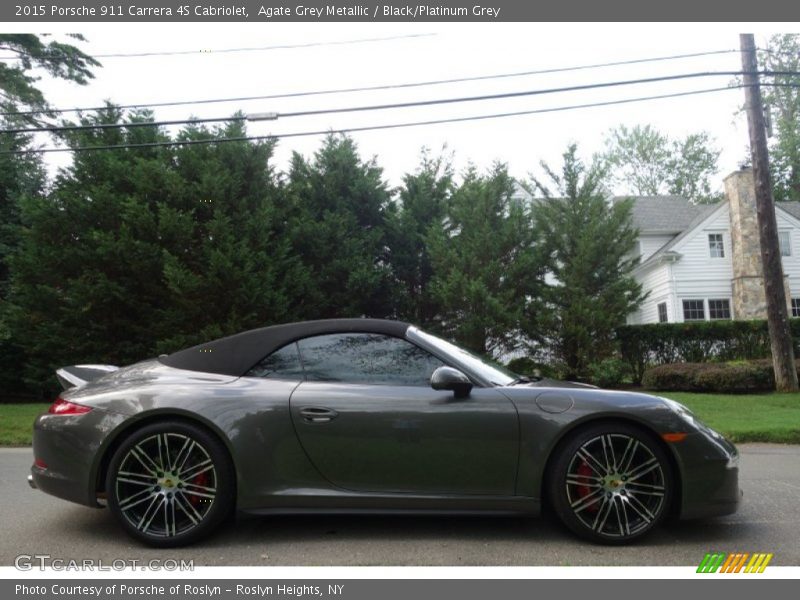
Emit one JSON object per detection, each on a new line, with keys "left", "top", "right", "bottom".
{"left": 106, "top": 420, "right": 234, "bottom": 547}
{"left": 547, "top": 422, "right": 673, "bottom": 544}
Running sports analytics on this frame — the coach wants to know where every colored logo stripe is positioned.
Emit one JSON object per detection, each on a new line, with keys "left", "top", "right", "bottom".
{"left": 745, "top": 553, "right": 773, "bottom": 573}
{"left": 697, "top": 553, "right": 726, "bottom": 573}
{"left": 697, "top": 552, "right": 773, "bottom": 573}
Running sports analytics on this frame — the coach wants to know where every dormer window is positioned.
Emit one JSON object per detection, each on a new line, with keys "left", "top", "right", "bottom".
{"left": 708, "top": 233, "right": 725, "bottom": 258}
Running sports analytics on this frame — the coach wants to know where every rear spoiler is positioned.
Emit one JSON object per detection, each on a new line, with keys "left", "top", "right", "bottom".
{"left": 56, "top": 364, "right": 119, "bottom": 390}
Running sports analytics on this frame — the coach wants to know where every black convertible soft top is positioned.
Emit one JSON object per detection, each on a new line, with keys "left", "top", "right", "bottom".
{"left": 158, "top": 318, "right": 411, "bottom": 376}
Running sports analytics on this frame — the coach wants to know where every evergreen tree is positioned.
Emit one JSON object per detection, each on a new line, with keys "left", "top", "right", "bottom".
{"left": 530, "top": 144, "right": 644, "bottom": 378}
{"left": 389, "top": 149, "right": 453, "bottom": 326}
{"left": 6, "top": 109, "right": 304, "bottom": 392}
{"left": 286, "top": 134, "right": 395, "bottom": 319}
{"left": 155, "top": 120, "right": 307, "bottom": 351}
{"left": 5, "top": 107, "right": 175, "bottom": 391}
{"left": 427, "top": 163, "right": 542, "bottom": 355}
{"left": 0, "top": 132, "right": 46, "bottom": 396}
{"left": 0, "top": 33, "right": 99, "bottom": 396}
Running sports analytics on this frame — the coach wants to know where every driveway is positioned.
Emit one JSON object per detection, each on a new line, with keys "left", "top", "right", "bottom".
{"left": 1, "top": 444, "right": 798, "bottom": 566}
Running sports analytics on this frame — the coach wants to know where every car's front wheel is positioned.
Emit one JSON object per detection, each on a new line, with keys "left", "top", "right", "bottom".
{"left": 548, "top": 422, "right": 673, "bottom": 544}
{"left": 106, "top": 420, "right": 234, "bottom": 547}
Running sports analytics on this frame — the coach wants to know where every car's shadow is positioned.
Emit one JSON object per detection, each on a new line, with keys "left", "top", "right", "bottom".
{"left": 51, "top": 504, "right": 751, "bottom": 551}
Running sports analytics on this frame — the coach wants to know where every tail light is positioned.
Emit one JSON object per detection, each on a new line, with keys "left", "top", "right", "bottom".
{"left": 48, "top": 397, "right": 92, "bottom": 415}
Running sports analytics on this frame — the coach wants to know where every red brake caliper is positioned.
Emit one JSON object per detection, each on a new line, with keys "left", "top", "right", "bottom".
{"left": 576, "top": 461, "right": 599, "bottom": 512}
{"left": 189, "top": 471, "right": 208, "bottom": 506}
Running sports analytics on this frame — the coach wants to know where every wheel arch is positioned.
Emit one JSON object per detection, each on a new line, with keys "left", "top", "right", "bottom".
{"left": 92, "top": 409, "right": 238, "bottom": 505}
{"left": 539, "top": 415, "right": 683, "bottom": 517}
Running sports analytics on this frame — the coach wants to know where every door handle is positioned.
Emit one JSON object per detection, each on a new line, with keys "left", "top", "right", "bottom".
{"left": 298, "top": 406, "right": 339, "bottom": 423}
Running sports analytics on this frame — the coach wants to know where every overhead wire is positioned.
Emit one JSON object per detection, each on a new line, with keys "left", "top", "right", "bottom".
{"left": 0, "top": 48, "right": 742, "bottom": 118}
{"left": 0, "top": 32, "right": 437, "bottom": 60}
{"left": 4, "top": 70, "right": 793, "bottom": 136}
{"left": 0, "top": 84, "right": 750, "bottom": 156}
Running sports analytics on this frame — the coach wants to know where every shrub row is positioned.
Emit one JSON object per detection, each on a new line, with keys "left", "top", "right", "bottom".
{"left": 616, "top": 319, "right": 800, "bottom": 384}
{"left": 642, "top": 359, "right": 800, "bottom": 393}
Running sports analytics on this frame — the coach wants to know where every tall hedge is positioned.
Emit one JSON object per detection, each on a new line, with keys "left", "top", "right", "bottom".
{"left": 617, "top": 319, "right": 800, "bottom": 384}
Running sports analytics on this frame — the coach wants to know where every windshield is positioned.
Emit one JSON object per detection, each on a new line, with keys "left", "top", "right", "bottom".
{"left": 407, "top": 327, "right": 518, "bottom": 386}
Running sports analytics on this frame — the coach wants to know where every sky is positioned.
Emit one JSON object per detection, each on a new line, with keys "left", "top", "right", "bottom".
{"left": 2, "top": 23, "right": 791, "bottom": 191}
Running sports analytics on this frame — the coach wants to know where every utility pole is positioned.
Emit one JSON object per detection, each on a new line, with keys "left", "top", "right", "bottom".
{"left": 740, "top": 33, "right": 799, "bottom": 392}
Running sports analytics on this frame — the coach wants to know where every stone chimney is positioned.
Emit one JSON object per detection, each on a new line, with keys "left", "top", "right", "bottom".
{"left": 725, "top": 169, "right": 767, "bottom": 320}
{"left": 725, "top": 169, "right": 793, "bottom": 320}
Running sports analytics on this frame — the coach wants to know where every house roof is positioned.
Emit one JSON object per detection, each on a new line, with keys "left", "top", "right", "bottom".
{"left": 613, "top": 195, "right": 705, "bottom": 233}
{"left": 630, "top": 198, "right": 800, "bottom": 273}
{"left": 778, "top": 202, "right": 800, "bottom": 221}
{"left": 633, "top": 202, "right": 721, "bottom": 272}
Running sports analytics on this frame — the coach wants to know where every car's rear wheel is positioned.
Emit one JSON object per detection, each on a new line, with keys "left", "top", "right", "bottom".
{"left": 548, "top": 422, "right": 673, "bottom": 544}
{"left": 106, "top": 420, "right": 234, "bottom": 547}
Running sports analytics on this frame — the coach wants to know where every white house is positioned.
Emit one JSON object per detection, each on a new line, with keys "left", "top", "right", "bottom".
{"left": 626, "top": 169, "right": 800, "bottom": 324}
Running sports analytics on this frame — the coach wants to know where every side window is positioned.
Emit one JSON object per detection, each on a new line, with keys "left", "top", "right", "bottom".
{"left": 246, "top": 342, "right": 305, "bottom": 380}
{"left": 297, "top": 333, "right": 444, "bottom": 386}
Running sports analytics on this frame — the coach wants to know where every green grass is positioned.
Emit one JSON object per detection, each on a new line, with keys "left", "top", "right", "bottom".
{"left": 1, "top": 393, "right": 799, "bottom": 446}
{"left": 657, "top": 391, "right": 800, "bottom": 444}
{"left": 0, "top": 404, "right": 49, "bottom": 445}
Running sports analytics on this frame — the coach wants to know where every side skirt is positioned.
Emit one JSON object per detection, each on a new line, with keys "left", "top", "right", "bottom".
{"left": 238, "top": 493, "right": 540, "bottom": 517}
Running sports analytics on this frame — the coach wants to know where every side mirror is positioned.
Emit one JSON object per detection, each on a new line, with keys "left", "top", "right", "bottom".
{"left": 430, "top": 366, "right": 473, "bottom": 398}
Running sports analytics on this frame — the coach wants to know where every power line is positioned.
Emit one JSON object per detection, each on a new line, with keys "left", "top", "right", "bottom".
{"left": 0, "top": 84, "right": 747, "bottom": 156}
{"left": 3, "top": 70, "right": 791, "bottom": 136}
{"left": 4, "top": 115, "right": 246, "bottom": 135}
{"left": 0, "top": 33, "right": 436, "bottom": 60}
{"left": 0, "top": 48, "right": 740, "bottom": 118}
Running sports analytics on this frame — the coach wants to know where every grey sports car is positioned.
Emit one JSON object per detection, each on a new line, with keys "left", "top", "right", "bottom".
{"left": 29, "top": 318, "right": 740, "bottom": 547}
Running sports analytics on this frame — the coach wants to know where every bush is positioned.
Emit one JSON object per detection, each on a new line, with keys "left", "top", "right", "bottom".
{"left": 642, "top": 359, "right": 800, "bottom": 393}
{"left": 588, "top": 358, "right": 630, "bottom": 388}
{"left": 617, "top": 319, "right": 800, "bottom": 384}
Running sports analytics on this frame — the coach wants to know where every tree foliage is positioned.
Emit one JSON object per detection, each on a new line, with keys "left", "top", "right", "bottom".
{"left": 759, "top": 34, "right": 800, "bottom": 202}
{"left": 286, "top": 134, "right": 395, "bottom": 319}
{"left": 0, "top": 34, "right": 99, "bottom": 396}
{"left": 530, "top": 145, "right": 644, "bottom": 378}
{"left": 388, "top": 148, "right": 453, "bottom": 327}
{"left": 155, "top": 119, "right": 307, "bottom": 351}
{"left": 2, "top": 106, "right": 657, "bottom": 395}
{"left": 5, "top": 109, "right": 303, "bottom": 393}
{"left": 600, "top": 124, "right": 721, "bottom": 204}
{"left": 0, "top": 34, "right": 100, "bottom": 125}
{"left": 427, "top": 163, "right": 543, "bottom": 355}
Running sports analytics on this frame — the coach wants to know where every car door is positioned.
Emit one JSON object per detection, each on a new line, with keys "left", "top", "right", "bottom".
{"left": 287, "top": 333, "right": 519, "bottom": 496}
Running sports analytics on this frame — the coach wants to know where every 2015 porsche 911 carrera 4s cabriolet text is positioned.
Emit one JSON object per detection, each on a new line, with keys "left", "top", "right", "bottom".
{"left": 28, "top": 318, "right": 741, "bottom": 547}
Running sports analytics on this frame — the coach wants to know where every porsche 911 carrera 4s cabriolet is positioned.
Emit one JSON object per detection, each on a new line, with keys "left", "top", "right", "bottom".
{"left": 29, "top": 318, "right": 740, "bottom": 547}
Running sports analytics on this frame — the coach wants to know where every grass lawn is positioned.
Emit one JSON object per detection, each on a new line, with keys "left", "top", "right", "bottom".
{"left": 1, "top": 393, "right": 799, "bottom": 446}
{"left": 657, "top": 391, "right": 800, "bottom": 444}
{"left": 0, "top": 403, "right": 49, "bottom": 446}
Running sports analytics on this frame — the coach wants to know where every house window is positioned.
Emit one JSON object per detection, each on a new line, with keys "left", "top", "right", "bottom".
{"left": 792, "top": 298, "right": 800, "bottom": 317}
{"left": 683, "top": 299, "right": 706, "bottom": 321}
{"left": 708, "top": 299, "right": 732, "bottom": 320}
{"left": 779, "top": 231, "right": 792, "bottom": 257}
{"left": 708, "top": 233, "right": 725, "bottom": 258}
{"left": 657, "top": 302, "right": 668, "bottom": 323}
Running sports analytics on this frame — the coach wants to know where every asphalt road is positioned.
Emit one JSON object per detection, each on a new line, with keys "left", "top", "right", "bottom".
{"left": 1, "top": 444, "right": 798, "bottom": 566}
